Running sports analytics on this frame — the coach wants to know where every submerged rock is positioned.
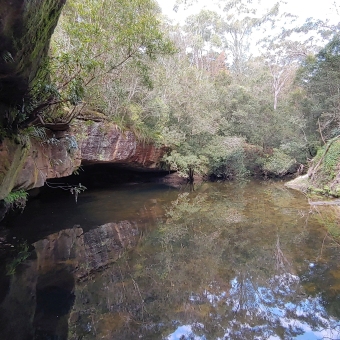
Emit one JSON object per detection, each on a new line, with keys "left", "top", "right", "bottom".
{"left": 285, "top": 174, "right": 310, "bottom": 193}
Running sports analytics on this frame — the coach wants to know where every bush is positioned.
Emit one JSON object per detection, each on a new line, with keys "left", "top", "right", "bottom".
{"left": 312, "top": 139, "right": 340, "bottom": 184}
{"left": 263, "top": 149, "right": 296, "bottom": 177}
{"left": 4, "top": 190, "right": 28, "bottom": 211}
{"left": 204, "top": 137, "right": 249, "bottom": 179}
{"left": 309, "top": 139, "right": 340, "bottom": 196}
{"left": 162, "top": 151, "right": 208, "bottom": 181}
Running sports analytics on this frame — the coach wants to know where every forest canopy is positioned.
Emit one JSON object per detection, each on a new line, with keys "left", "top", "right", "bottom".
{"left": 8, "top": 0, "right": 340, "bottom": 181}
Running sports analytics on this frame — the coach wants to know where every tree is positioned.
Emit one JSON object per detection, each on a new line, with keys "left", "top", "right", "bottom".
{"left": 297, "top": 35, "right": 340, "bottom": 141}
{"left": 219, "top": 0, "right": 280, "bottom": 77}
{"left": 184, "top": 10, "right": 223, "bottom": 69}
{"left": 23, "top": 0, "right": 176, "bottom": 129}
{"left": 260, "top": 39, "right": 308, "bottom": 110}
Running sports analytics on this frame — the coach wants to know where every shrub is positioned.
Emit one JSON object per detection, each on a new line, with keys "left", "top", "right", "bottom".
{"left": 312, "top": 139, "right": 340, "bottom": 186}
{"left": 263, "top": 149, "right": 296, "bottom": 177}
{"left": 4, "top": 190, "right": 28, "bottom": 211}
{"left": 204, "top": 137, "right": 249, "bottom": 179}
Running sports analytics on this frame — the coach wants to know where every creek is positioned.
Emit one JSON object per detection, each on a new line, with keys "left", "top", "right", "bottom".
{"left": 0, "top": 177, "right": 340, "bottom": 340}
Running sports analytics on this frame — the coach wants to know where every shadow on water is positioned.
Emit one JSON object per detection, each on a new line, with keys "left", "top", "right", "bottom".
{"left": 34, "top": 270, "right": 75, "bottom": 340}
{"left": 0, "top": 255, "right": 76, "bottom": 340}
{"left": 1, "top": 177, "right": 340, "bottom": 339}
{"left": 1, "top": 165, "right": 179, "bottom": 243}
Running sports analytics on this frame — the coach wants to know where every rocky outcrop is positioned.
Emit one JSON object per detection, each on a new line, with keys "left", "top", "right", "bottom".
{"left": 0, "top": 132, "right": 81, "bottom": 200}
{"left": 0, "top": 0, "right": 66, "bottom": 109}
{"left": 0, "top": 120, "right": 165, "bottom": 200}
{"left": 74, "top": 120, "right": 164, "bottom": 168}
{"left": 285, "top": 174, "right": 309, "bottom": 193}
{"left": 16, "top": 132, "right": 82, "bottom": 191}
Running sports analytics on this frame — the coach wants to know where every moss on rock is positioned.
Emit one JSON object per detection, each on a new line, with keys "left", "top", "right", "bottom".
{"left": 0, "top": 0, "right": 66, "bottom": 108}
{"left": 0, "top": 139, "right": 30, "bottom": 201}
{"left": 308, "top": 139, "right": 340, "bottom": 197}
{"left": 287, "top": 139, "right": 340, "bottom": 198}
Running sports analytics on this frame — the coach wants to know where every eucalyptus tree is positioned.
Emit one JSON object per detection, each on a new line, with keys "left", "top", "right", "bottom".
{"left": 293, "top": 1, "right": 340, "bottom": 43}
{"left": 39, "top": 0, "right": 175, "bottom": 125}
{"left": 218, "top": 0, "right": 280, "bottom": 78}
{"left": 297, "top": 35, "right": 340, "bottom": 141}
{"left": 174, "top": 0, "right": 282, "bottom": 78}
{"left": 184, "top": 10, "right": 223, "bottom": 69}
{"left": 260, "top": 39, "right": 309, "bottom": 110}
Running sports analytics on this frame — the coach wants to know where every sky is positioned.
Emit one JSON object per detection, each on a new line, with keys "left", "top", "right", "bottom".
{"left": 156, "top": 0, "right": 339, "bottom": 25}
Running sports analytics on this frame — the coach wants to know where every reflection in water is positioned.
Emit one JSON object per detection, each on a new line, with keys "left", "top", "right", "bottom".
{"left": 1, "top": 181, "right": 340, "bottom": 339}
{"left": 34, "top": 270, "right": 75, "bottom": 339}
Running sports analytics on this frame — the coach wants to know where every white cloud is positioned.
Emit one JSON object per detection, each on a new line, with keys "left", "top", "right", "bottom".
{"left": 156, "top": 0, "right": 339, "bottom": 24}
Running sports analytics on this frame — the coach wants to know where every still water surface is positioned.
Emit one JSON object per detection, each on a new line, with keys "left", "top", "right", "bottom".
{"left": 1, "top": 180, "right": 340, "bottom": 340}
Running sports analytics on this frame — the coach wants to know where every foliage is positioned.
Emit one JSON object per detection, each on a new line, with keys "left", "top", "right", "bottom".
{"left": 4, "top": 190, "right": 29, "bottom": 211}
{"left": 13, "top": 0, "right": 176, "bottom": 130}
{"left": 151, "top": 4, "right": 309, "bottom": 180}
{"left": 46, "top": 0, "right": 176, "bottom": 123}
{"left": 263, "top": 148, "right": 296, "bottom": 177}
{"left": 22, "top": 126, "right": 47, "bottom": 142}
{"left": 203, "top": 136, "right": 249, "bottom": 179}
{"left": 46, "top": 182, "right": 87, "bottom": 203}
{"left": 69, "top": 183, "right": 87, "bottom": 203}
{"left": 310, "top": 139, "right": 340, "bottom": 195}
{"left": 162, "top": 150, "right": 208, "bottom": 180}
{"left": 322, "top": 141, "right": 340, "bottom": 174}
{"left": 297, "top": 35, "right": 340, "bottom": 141}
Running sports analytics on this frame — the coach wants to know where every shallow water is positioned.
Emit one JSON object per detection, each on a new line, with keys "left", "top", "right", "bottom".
{"left": 1, "top": 180, "right": 340, "bottom": 340}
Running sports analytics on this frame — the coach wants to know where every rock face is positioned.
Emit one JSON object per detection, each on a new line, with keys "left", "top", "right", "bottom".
{"left": 0, "top": 132, "right": 81, "bottom": 200}
{"left": 74, "top": 121, "right": 164, "bottom": 168}
{"left": 0, "top": 120, "right": 165, "bottom": 200}
{"left": 0, "top": 0, "right": 66, "bottom": 108}
{"left": 16, "top": 132, "right": 82, "bottom": 191}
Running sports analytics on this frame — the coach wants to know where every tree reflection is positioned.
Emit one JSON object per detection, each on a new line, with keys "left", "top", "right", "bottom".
{"left": 68, "top": 182, "right": 340, "bottom": 340}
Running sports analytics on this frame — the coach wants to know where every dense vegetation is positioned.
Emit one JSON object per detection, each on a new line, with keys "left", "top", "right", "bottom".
{"left": 4, "top": 0, "right": 340, "bottom": 183}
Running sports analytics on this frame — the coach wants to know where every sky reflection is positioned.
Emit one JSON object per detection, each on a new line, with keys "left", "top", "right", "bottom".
{"left": 172, "top": 273, "right": 340, "bottom": 339}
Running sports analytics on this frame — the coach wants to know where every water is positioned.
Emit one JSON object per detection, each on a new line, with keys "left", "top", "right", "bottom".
{"left": 0, "top": 180, "right": 340, "bottom": 340}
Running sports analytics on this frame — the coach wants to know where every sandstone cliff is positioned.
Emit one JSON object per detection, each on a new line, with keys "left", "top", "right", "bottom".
{"left": 0, "top": 0, "right": 66, "bottom": 125}
{"left": 0, "top": 120, "right": 164, "bottom": 200}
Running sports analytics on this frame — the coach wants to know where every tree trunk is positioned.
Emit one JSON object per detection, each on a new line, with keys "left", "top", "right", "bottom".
{"left": 188, "top": 167, "right": 194, "bottom": 183}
